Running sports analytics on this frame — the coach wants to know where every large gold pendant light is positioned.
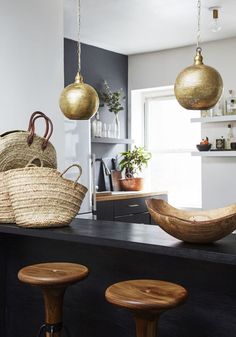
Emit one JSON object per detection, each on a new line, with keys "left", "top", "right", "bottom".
{"left": 174, "top": 0, "right": 223, "bottom": 110}
{"left": 59, "top": 0, "right": 99, "bottom": 120}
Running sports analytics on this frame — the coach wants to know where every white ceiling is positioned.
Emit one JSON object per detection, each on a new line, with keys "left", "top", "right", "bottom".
{"left": 64, "top": 0, "right": 236, "bottom": 55}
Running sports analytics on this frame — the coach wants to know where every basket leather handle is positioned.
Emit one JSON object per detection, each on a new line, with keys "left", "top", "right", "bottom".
{"left": 28, "top": 115, "right": 52, "bottom": 150}
{"left": 60, "top": 164, "right": 82, "bottom": 185}
{"left": 27, "top": 111, "right": 53, "bottom": 150}
{"left": 28, "top": 111, "right": 49, "bottom": 137}
{"left": 26, "top": 157, "right": 44, "bottom": 168}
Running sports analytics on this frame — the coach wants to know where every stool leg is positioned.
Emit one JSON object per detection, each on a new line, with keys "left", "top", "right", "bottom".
{"left": 134, "top": 313, "right": 159, "bottom": 337}
{"left": 42, "top": 287, "right": 65, "bottom": 337}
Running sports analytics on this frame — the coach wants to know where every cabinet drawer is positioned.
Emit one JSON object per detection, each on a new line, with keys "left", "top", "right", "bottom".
{"left": 114, "top": 197, "right": 147, "bottom": 216}
{"left": 114, "top": 212, "right": 151, "bottom": 224}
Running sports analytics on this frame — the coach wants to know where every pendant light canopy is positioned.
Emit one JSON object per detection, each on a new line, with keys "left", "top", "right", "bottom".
{"left": 174, "top": 0, "right": 223, "bottom": 110}
{"left": 59, "top": 0, "right": 99, "bottom": 120}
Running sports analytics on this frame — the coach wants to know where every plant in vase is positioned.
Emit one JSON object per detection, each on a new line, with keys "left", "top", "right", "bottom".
{"left": 119, "top": 146, "right": 151, "bottom": 191}
{"left": 99, "top": 80, "right": 125, "bottom": 138}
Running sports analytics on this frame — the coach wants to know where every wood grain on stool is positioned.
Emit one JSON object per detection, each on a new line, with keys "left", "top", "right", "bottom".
{"left": 18, "top": 262, "right": 89, "bottom": 337}
{"left": 105, "top": 279, "right": 188, "bottom": 337}
{"left": 18, "top": 262, "right": 88, "bottom": 286}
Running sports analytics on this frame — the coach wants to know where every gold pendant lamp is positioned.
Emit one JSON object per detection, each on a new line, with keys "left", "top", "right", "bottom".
{"left": 59, "top": 0, "right": 99, "bottom": 120}
{"left": 174, "top": 0, "right": 223, "bottom": 110}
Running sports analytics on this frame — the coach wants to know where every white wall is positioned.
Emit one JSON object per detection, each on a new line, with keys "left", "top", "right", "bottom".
{"left": 0, "top": 0, "right": 65, "bottom": 168}
{"left": 129, "top": 37, "right": 236, "bottom": 209}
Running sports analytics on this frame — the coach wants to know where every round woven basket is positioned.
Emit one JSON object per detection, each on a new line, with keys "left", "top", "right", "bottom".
{"left": 0, "top": 172, "right": 15, "bottom": 223}
{"left": 0, "top": 131, "right": 57, "bottom": 171}
{"left": 5, "top": 164, "right": 87, "bottom": 228}
{"left": 0, "top": 111, "right": 57, "bottom": 172}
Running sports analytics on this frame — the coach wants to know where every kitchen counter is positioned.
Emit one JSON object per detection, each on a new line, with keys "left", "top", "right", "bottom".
{"left": 96, "top": 190, "right": 168, "bottom": 201}
{"left": 0, "top": 220, "right": 236, "bottom": 265}
{"left": 0, "top": 220, "right": 236, "bottom": 337}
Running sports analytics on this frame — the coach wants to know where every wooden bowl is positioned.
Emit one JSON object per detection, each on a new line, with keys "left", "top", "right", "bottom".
{"left": 146, "top": 199, "right": 236, "bottom": 243}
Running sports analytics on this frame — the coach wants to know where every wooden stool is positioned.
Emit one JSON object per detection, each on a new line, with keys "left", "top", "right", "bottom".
{"left": 105, "top": 279, "right": 188, "bottom": 337}
{"left": 18, "top": 262, "right": 89, "bottom": 337}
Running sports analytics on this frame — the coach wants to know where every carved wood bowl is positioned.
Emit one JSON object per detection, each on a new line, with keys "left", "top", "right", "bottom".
{"left": 146, "top": 199, "right": 236, "bottom": 243}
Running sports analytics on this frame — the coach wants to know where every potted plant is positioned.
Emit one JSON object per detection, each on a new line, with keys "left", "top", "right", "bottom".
{"left": 119, "top": 146, "right": 151, "bottom": 191}
{"left": 99, "top": 81, "right": 125, "bottom": 138}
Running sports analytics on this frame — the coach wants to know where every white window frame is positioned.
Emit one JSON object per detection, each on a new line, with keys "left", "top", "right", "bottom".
{"left": 130, "top": 85, "right": 202, "bottom": 209}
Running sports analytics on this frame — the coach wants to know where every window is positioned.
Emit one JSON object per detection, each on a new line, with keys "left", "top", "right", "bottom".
{"left": 131, "top": 87, "right": 202, "bottom": 208}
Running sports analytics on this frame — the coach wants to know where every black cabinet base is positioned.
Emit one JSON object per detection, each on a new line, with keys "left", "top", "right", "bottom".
{"left": 97, "top": 194, "right": 167, "bottom": 224}
{"left": 1, "top": 234, "right": 236, "bottom": 337}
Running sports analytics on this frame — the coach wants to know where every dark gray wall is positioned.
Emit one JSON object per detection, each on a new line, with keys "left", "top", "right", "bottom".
{"left": 64, "top": 39, "right": 128, "bottom": 190}
{"left": 64, "top": 39, "right": 128, "bottom": 140}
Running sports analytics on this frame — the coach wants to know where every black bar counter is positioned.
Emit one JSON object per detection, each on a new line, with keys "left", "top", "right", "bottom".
{"left": 0, "top": 219, "right": 236, "bottom": 337}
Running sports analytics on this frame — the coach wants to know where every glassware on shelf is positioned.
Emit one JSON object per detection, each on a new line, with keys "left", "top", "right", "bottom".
{"left": 102, "top": 123, "right": 107, "bottom": 138}
{"left": 107, "top": 124, "right": 112, "bottom": 138}
{"left": 216, "top": 136, "right": 225, "bottom": 150}
{"left": 226, "top": 90, "right": 236, "bottom": 115}
{"left": 116, "top": 114, "right": 121, "bottom": 138}
{"left": 112, "top": 113, "right": 120, "bottom": 138}
{"left": 91, "top": 119, "right": 96, "bottom": 138}
{"left": 91, "top": 111, "right": 102, "bottom": 137}
{"left": 201, "top": 109, "right": 213, "bottom": 118}
{"left": 212, "top": 95, "right": 225, "bottom": 116}
{"left": 226, "top": 124, "right": 234, "bottom": 149}
{"left": 111, "top": 123, "right": 117, "bottom": 138}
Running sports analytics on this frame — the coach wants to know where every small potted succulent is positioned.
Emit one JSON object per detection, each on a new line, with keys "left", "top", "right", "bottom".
{"left": 119, "top": 146, "right": 151, "bottom": 191}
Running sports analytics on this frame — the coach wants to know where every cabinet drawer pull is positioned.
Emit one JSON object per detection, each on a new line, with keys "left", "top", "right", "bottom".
{"left": 128, "top": 204, "right": 140, "bottom": 208}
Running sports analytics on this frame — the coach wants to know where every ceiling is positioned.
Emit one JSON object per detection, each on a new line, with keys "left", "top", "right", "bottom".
{"left": 64, "top": 0, "right": 236, "bottom": 55}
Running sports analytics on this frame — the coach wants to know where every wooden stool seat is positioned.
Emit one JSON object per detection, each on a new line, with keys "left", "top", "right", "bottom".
{"left": 18, "top": 262, "right": 89, "bottom": 337}
{"left": 105, "top": 279, "right": 187, "bottom": 313}
{"left": 105, "top": 279, "right": 188, "bottom": 337}
{"left": 18, "top": 262, "right": 88, "bottom": 287}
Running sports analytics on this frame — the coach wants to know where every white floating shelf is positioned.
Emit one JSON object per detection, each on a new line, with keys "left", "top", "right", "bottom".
{"left": 191, "top": 151, "right": 236, "bottom": 157}
{"left": 191, "top": 115, "right": 236, "bottom": 123}
{"left": 91, "top": 137, "right": 133, "bottom": 144}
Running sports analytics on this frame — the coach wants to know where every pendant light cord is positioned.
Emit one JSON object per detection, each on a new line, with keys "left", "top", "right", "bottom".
{"left": 196, "top": 0, "right": 201, "bottom": 49}
{"left": 77, "top": 0, "right": 81, "bottom": 73}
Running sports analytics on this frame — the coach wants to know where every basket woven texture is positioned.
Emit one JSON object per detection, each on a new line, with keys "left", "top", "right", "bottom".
{"left": 5, "top": 164, "right": 87, "bottom": 228}
{"left": 0, "top": 172, "right": 15, "bottom": 223}
{"left": 0, "top": 111, "right": 57, "bottom": 171}
{"left": 0, "top": 132, "right": 57, "bottom": 171}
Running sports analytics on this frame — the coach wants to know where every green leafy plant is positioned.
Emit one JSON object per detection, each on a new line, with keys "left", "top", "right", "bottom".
{"left": 119, "top": 146, "right": 151, "bottom": 177}
{"left": 100, "top": 80, "right": 125, "bottom": 115}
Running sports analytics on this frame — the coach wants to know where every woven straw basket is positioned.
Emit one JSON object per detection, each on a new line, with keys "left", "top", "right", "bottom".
{"left": 0, "top": 172, "right": 15, "bottom": 223}
{"left": 0, "top": 111, "right": 57, "bottom": 171}
{"left": 5, "top": 161, "right": 87, "bottom": 228}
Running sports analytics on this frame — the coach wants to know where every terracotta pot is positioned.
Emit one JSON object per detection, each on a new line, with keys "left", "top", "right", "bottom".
{"left": 119, "top": 177, "right": 144, "bottom": 191}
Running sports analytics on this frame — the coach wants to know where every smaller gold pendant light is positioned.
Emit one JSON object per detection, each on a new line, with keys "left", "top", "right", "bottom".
{"left": 174, "top": 0, "right": 223, "bottom": 110}
{"left": 59, "top": 0, "right": 99, "bottom": 120}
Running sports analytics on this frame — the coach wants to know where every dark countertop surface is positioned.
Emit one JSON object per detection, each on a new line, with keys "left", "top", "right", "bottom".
{"left": 0, "top": 219, "right": 236, "bottom": 265}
